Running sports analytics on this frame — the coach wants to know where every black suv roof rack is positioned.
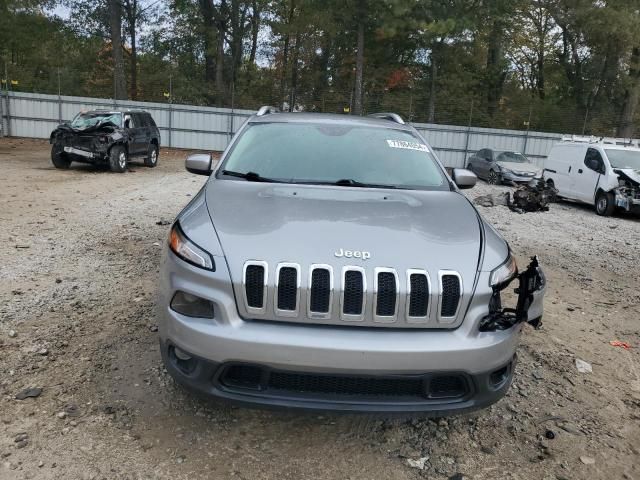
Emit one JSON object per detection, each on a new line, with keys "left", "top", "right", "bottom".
{"left": 256, "top": 106, "right": 280, "bottom": 116}
{"left": 367, "top": 112, "right": 405, "bottom": 125}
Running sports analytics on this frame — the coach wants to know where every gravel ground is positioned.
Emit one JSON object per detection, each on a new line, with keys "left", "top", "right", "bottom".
{"left": 0, "top": 137, "right": 638, "bottom": 480}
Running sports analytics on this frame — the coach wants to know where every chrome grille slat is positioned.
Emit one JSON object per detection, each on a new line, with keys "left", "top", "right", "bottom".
{"left": 308, "top": 264, "right": 333, "bottom": 317}
{"left": 406, "top": 269, "right": 431, "bottom": 323}
{"left": 242, "top": 261, "right": 268, "bottom": 315}
{"left": 373, "top": 267, "right": 399, "bottom": 323}
{"left": 438, "top": 270, "right": 462, "bottom": 322}
{"left": 274, "top": 263, "right": 301, "bottom": 317}
{"left": 340, "top": 267, "right": 366, "bottom": 321}
{"left": 242, "top": 261, "right": 463, "bottom": 327}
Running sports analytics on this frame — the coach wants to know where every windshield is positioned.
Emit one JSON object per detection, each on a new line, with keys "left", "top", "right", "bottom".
{"left": 605, "top": 149, "right": 640, "bottom": 170}
{"left": 70, "top": 112, "right": 122, "bottom": 130}
{"left": 218, "top": 122, "right": 448, "bottom": 190}
{"left": 495, "top": 151, "right": 529, "bottom": 163}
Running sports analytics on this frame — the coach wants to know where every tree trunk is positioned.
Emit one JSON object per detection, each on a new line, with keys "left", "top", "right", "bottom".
{"left": 353, "top": 6, "right": 364, "bottom": 115}
{"left": 249, "top": 0, "right": 260, "bottom": 65}
{"left": 198, "top": 0, "right": 216, "bottom": 85}
{"left": 124, "top": 0, "right": 138, "bottom": 100}
{"left": 289, "top": 32, "right": 300, "bottom": 111}
{"left": 536, "top": 32, "right": 544, "bottom": 99}
{"left": 279, "top": 0, "right": 295, "bottom": 110}
{"left": 427, "top": 41, "right": 440, "bottom": 123}
{"left": 618, "top": 47, "right": 640, "bottom": 139}
{"left": 108, "top": 0, "right": 127, "bottom": 100}
{"left": 215, "top": 26, "right": 225, "bottom": 103}
{"left": 486, "top": 20, "right": 506, "bottom": 118}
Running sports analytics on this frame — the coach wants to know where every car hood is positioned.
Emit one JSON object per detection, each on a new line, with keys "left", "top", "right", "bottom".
{"left": 497, "top": 161, "right": 540, "bottom": 173}
{"left": 614, "top": 168, "right": 640, "bottom": 186}
{"left": 205, "top": 180, "right": 482, "bottom": 284}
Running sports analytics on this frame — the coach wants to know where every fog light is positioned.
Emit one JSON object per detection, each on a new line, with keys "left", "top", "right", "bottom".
{"left": 170, "top": 291, "right": 215, "bottom": 318}
{"left": 174, "top": 347, "right": 191, "bottom": 361}
{"left": 168, "top": 346, "right": 197, "bottom": 375}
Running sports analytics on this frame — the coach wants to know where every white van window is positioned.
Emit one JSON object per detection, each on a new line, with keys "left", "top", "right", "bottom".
{"left": 605, "top": 149, "right": 640, "bottom": 170}
{"left": 584, "top": 148, "right": 604, "bottom": 173}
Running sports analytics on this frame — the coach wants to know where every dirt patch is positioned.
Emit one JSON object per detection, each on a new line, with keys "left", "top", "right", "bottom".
{"left": 0, "top": 138, "right": 638, "bottom": 480}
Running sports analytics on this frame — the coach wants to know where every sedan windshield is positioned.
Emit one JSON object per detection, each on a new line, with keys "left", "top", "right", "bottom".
{"left": 218, "top": 122, "right": 448, "bottom": 190}
{"left": 70, "top": 112, "right": 122, "bottom": 130}
{"left": 605, "top": 149, "right": 640, "bottom": 170}
{"left": 495, "top": 152, "right": 528, "bottom": 163}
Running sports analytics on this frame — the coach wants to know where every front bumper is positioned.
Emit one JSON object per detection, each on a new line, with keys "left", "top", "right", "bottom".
{"left": 501, "top": 171, "right": 540, "bottom": 183}
{"left": 161, "top": 339, "right": 516, "bottom": 415}
{"left": 157, "top": 249, "right": 536, "bottom": 414}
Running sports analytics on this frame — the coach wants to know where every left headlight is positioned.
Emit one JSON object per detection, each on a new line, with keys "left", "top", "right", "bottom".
{"left": 169, "top": 222, "right": 215, "bottom": 271}
{"left": 490, "top": 251, "right": 518, "bottom": 289}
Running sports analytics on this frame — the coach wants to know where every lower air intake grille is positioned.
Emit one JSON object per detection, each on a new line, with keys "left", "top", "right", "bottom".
{"left": 409, "top": 273, "right": 429, "bottom": 317}
{"left": 277, "top": 267, "right": 298, "bottom": 311}
{"left": 428, "top": 375, "right": 467, "bottom": 399}
{"left": 343, "top": 270, "right": 364, "bottom": 315}
{"left": 376, "top": 272, "right": 397, "bottom": 316}
{"left": 268, "top": 372, "right": 424, "bottom": 397}
{"left": 245, "top": 265, "right": 265, "bottom": 308}
{"left": 309, "top": 269, "right": 331, "bottom": 313}
{"left": 441, "top": 274, "right": 461, "bottom": 317}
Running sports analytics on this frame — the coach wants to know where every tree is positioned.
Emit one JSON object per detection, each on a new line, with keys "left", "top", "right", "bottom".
{"left": 108, "top": 0, "right": 127, "bottom": 99}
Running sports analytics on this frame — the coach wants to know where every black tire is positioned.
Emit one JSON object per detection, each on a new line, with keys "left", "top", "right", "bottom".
{"left": 595, "top": 191, "right": 615, "bottom": 216}
{"left": 487, "top": 170, "right": 500, "bottom": 185}
{"left": 466, "top": 164, "right": 474, "bottom": 172}
{"left": 109, "top": 145, "right": 128, "bottom": 173}
{"left": 546, "top": 179, "right": 555, "bottom": 189}
{"left": 51, "top": 145, "right": 71, "bottom": 169}
{"left": 144, "top": 144, "right": 159, "bottom": 167}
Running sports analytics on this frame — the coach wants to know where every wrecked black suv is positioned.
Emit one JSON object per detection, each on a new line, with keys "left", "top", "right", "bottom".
{"left": 50, "top": 110, "right": 161, "bottom": 172}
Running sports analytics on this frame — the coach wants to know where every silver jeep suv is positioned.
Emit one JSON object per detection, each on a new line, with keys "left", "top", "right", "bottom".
{"left": 158, "top": 108, "right": 546, "bottom": 415}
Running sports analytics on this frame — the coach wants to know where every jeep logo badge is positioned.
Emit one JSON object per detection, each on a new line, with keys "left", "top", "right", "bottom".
{"left": 334, "top": 248, "right": 371, "bottom": 260}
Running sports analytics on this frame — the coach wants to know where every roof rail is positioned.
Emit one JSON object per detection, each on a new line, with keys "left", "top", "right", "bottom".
{"left": 561, "top": 134, "right": 640, "bottom": 147}
{"left": 367, "top": 112, "right": 405, "bottom": 125}
{"left": 256, "top": 105, "right": 280, "bottom": 116}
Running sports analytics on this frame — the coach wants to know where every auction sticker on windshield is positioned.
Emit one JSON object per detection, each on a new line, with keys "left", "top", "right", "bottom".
{"left": 386, "top": 140, "right": 429, "bottom": 152}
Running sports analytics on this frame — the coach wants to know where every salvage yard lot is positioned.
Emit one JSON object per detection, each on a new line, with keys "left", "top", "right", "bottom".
{"left": 0, "top": 138, "right": 638, "bottom": 480}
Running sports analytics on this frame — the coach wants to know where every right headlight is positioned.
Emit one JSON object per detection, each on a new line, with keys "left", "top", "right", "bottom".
{"left": 168, "top": 222, "right": 215, "bottom": 271}
{"left": 490, "top": 251, "right": 518, "bottom": 289}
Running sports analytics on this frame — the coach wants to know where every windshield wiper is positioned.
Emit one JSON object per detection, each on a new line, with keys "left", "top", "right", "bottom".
{"left": 220, "top": 170, "right": 284, "bottom": 183}
{"left": 332, "top": 178, "right": 398, "bottom": 189}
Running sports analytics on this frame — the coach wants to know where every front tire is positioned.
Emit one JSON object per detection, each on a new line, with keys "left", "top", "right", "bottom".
{"left": 145, "top": 144, "right": 159, "bottom": 167}
{"left": 487, "top": 170, "right": 500, "bottom": 185}
{"left": 595, "top": 191, "right": 615, "bottom": 216}
{"left": 109, "top": 145, "right": 128, "bottom": 173}
{"left": 51, "top": 145, "right": 71, "bottom": 169}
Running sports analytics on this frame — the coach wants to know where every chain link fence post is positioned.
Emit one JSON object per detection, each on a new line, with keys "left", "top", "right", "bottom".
{"left": 3, "top": 62, "right": 11, "bottom": 137}
{"left": 57, "top": 68, "right": 62, "bottom": 124}
{"left": 463, "top": 100, "right": 474, "bottom": 168}
{"left": 168, "top": 75, "right": 172, "bottom": 148}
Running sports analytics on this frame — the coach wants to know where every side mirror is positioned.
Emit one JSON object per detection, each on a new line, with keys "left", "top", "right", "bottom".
{"left": 452, "top": 168, "right": 477, "bottom": 189}
{"left": 185, "top": 153, "right": 212, "bottom": 176}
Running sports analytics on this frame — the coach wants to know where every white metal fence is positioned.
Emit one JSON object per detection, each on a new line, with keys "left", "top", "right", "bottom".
{"left": 1, "top": 91, "right": 571, "bottom": 167}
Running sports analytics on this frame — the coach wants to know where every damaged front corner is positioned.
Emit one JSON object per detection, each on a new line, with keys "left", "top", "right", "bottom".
{"left": 479, "top": 256, "right": 546, "bottom": 332}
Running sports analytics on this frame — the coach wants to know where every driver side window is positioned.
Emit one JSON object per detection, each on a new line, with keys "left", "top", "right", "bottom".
{"left": 584, "top": 148, "right": 604, "bottom": 173}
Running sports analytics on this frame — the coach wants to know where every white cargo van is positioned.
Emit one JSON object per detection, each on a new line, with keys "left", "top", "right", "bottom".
{"left": 543, "top": 137, "right": 640, "bottom": 216}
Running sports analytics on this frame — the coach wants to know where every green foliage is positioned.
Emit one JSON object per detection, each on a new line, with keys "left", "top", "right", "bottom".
{"left": 1, "top": 0, "right": 640, "bottom": 135}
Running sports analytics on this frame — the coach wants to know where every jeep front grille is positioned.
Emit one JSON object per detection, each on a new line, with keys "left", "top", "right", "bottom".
{"left": 241, "top": 261, "right": 464, "bottom": 328}
{"left": 439, "top": 272, "right": 462, "bottom": 321}
{"left": 309, "top": 266, "right": 332, "bottom": 315}
{"left": 342, "top": 268, "right": 365, "bottom": 319}
{"left": 407, "top": 270, "right": 430, "bottom": 319}
{"left": 243, "top": 261, "right": 267, "bottom": 314}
